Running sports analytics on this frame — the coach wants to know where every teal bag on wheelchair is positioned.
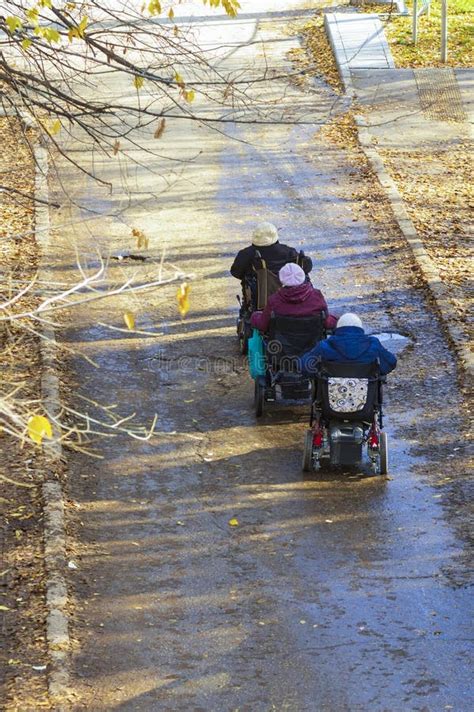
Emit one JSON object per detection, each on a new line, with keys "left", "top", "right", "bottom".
{"left": 248, "top": 329, "right": 266, "bottom": 379}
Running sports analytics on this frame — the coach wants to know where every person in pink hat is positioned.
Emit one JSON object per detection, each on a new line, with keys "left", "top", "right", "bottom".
{"left": 250, "top": 263, "right": 337, "bottom": 333}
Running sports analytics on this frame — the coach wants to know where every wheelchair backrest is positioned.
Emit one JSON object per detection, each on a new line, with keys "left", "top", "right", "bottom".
{"left": 317, "top": 360, "right": 380, "bottom": 421}
{"left": 255, "top": 266, "right": 281, "bottom": 310}
{"left": 268, "top": 313, "right": 326, "bottom": 361}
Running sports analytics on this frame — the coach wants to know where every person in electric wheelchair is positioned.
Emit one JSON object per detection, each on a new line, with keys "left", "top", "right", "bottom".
{"left": 299, "top": 313, "right": 397, "bottom": 475}
{"left": 250, "top": 263, "right": 336, "bottom": 417}
{"left": 230, "top": 222, "right": 312, "bottom": 283}
{"left": 251, "top": 263, "right": 337, "bottom": 334}
{"left": 232, "top": 222, "right": 312, "bottom": 354}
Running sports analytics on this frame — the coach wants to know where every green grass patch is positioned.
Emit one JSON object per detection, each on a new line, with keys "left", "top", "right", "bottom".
{"left": 361, "top": 0, "right": 473, "bottom": 67}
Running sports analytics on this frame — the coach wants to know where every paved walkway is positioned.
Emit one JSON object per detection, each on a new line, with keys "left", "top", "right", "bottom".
{"left": 325, "top": 12, "right": 395, "bottom": 85}
{"left": 46, "top": 3, "right": 473, "bottom": 710}
{"left": 325, "top": 8, "right": 473, "bottom": 372}
{"left": 324, "top": 9, "right": 472, "bottom": 137}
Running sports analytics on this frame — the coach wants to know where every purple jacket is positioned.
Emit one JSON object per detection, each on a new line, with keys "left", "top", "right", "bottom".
{"left": 251, "top": 282, "right": 337, "bottom": 333}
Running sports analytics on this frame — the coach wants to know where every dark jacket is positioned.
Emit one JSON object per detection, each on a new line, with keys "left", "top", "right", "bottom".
{"left": 251, "top": 282, "right": 337, "bottom": 333}
{"left": 230, "top": 242, "right": 312, "bottom": 281}
{"left": 300, "top": 326, "right": 397, "bottom": 376}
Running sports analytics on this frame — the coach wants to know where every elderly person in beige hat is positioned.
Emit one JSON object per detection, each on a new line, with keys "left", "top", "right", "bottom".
{"left": 230, "top": 222, "right": 312, "bottom": 282}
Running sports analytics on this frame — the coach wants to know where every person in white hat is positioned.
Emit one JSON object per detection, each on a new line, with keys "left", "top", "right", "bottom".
{"left": 251, "top": 262, "right": 337, "bottom": 333}
{"left": 230, "top": 222, "right": 312, "bottom": 282}
{"left": 300, "top": 312, "right": 397, "bottom": 375}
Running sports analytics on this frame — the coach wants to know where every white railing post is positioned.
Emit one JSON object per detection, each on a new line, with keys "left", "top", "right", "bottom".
{"left": 441, "top": 0, "right": 448, "bottom": 62}
{"left": 412, "top": 0, "right": 418, "bottom": 44}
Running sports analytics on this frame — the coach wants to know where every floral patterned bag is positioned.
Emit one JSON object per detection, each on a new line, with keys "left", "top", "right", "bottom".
{"left": 328, "top": 378, "right": 368, "bottom": 413}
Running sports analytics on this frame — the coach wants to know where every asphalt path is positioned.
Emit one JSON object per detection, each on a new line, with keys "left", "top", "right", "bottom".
{"left": 49, "top": 2, "right": 472, "bottom": 710}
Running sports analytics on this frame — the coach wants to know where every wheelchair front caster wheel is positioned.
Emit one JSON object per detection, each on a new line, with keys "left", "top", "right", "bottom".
{"left": 302, "top": 429, "right": 314, "bottom": 472}
{"left": 254, "top": 380, "right": 265, "bottom": 418}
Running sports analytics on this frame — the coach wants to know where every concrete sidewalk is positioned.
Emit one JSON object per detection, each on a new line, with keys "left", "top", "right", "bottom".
{"left": 325, "top": 12, "right": 395, "bottom": 89}
{"left": 324, "top": 9, "right": 473, "bottom": 376}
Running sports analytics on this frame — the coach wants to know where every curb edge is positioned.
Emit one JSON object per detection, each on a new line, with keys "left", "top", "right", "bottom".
{"left": 34, "top": 143, "right": 72, "bottom": 711}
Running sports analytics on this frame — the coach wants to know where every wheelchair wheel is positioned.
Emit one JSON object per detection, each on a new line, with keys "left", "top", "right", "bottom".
{"left": 239, "top": 328, "right": 249, "bottom": 355}
{"left": 379, "top": 432, "right": 388, "bottom": 475}
{"left": 302, "top": 429, "right": 314, "bottom": 472}
{"left": 254, "top": 379, "right": 265, "bottom": 418}
{"left": 237, "top": 319, "right": 251, "bottom": 355}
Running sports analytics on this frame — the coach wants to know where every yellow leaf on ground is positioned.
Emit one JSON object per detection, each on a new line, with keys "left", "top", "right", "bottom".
{"left": 177, "top": 283, "right": 190, "bottom": 318}
{"left": 27, "top": 415, "right": 52, "bottom": 445}
{"left": 132, "top": 227, "right": 148, "bottom": 249}
{"left": 123, "top": 311, "right": 135, "bottom": 330}
{"left": 228, "top": 517, "right": 239, "bottom": 527}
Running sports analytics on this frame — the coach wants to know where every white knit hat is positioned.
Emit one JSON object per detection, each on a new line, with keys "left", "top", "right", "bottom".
{"left": 337, "top": 313, "right": 363, "bottom": 329}
{"left": 279, "top": 262, "right": 305, "bottom": 287}
{"left": 252, "top": 222, "right": 279, "bottom": 247}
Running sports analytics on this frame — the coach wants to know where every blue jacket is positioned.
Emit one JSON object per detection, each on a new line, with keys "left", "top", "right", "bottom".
{"left": 300, "top": 326, "right": 397, "bottom": 376}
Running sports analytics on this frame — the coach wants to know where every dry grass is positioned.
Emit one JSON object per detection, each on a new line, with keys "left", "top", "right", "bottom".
{"left": 380, "top": 144, "right": 473, "bottom": 328}
{"left": 358, "top": 0, "right": 474, "bottom": 68}
{"left": 319, "top": 110, "right": 361, "bottom": 152}
{"left": 288, "top": 12, "right": 344, "bottom": 94}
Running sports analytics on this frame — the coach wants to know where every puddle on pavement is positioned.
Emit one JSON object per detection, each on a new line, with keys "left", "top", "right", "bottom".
{"left": 371, "top": 331, "right": 411, "bottom": 355}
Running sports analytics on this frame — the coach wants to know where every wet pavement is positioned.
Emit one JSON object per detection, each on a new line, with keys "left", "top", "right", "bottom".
{"left": 49, "top": 2, "right": 473, "bottom": 710}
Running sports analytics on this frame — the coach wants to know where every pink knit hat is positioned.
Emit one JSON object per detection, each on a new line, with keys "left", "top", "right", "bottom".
{"left": 279, "top": 263, "right": 305, "bottom": 287}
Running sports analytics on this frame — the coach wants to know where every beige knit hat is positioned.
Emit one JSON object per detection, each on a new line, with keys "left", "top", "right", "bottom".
{"left": 252, "top": 222, "right": 279, "bottom": 247}
{"left": 337, "top": 313, "right": 363, "bottom": 329}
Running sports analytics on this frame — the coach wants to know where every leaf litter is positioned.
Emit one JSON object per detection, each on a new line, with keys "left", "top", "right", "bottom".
{"left": 0, "top": 115, "right": 53, "bottom": 710}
